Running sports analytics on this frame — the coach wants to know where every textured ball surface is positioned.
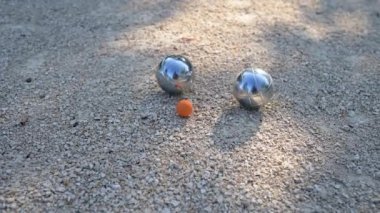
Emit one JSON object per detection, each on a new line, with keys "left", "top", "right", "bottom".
{"left": 176, "top": 99, "right": 193, "bottom": 117}
{"left": 233, "top": 68, "right": 273, "bottom": 109}
{"left": 156, "top": 55, "right": 193, "bottom": 95}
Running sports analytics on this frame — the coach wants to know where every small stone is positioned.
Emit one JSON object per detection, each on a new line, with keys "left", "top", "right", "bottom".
{"left": 374, "top": 171, "right": 380, "bottom": 178}
{"left": 372, "top": 197, "right": 380, "bottom": 204}
{"left": 71, "top": 121, "right": 79, "bottom": 127}
{"left": 217, "top": 195, "right": 224, "bottom": 203}
{"left": 19, "top": 116, "right": 29, "bottom": 126}
{"left": 348, "top": 111, "right": 355, "bottom": 117}
{"left": 293, "top": 178, "right": 302, "bottom": 184}
{"left": 6, "top": 197, "right": 15, "bottom": 202}
{"left": 353, "top": 154, "right": 360, "bottom": 160}
{"left": 162, "top": 207, "right": 171, "bottom": 213}
{"left": 256, "top": 198, "right": 263, "bottom": 204}
{"left": 314, "top": 185, "right": 327, "bottom": 199}
{"left": 111, "top": 184, "right": 121, "bottom": 190}
{"left": 171, "top": 200, "right": 180, "bottom": 207}
{"left": 204, "top": 206, "right": 212, "bottom": 212}
{"left": 56, "top": 186, "right": 66, "bottom": 192}
{"left": 144, "top": 208, "right": 153, "bottom": 213}
{"left": 342, "top": 125, "right": 351, "bottom": 132}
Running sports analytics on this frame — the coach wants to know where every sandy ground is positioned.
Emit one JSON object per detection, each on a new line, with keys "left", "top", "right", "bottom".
{"left": 1, "top": 0, "right": 379, "bottom": 212}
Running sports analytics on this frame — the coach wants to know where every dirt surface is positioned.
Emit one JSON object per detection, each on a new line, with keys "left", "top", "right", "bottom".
{"left": 1, "top": 0, "right": 379, "bottom": 212}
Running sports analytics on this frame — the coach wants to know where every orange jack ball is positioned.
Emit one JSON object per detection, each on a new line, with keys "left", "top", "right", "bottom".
{"left": 176, "top": 99, "right": 193, "bottom": 117}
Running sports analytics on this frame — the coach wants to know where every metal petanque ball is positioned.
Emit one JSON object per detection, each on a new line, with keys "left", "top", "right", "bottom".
{"left": 156, "top": 55, "right": 193, "bottom": 95}
{"left": 233, "top": 68, "right": 274, "bottom": 109}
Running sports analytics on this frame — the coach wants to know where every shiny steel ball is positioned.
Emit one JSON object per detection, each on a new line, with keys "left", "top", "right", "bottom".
{"left": 233, "top": 68, "right": 273, "bottom": 109}
{"left": 156, "top": 55, "right": 193, "bottom": 95}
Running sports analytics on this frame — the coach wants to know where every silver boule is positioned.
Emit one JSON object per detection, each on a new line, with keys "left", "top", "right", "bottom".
{"left": 156, "top": 55, "right": 193, "bottom": 95}
{"left": 233, "top": 68, "right": 273, "bottom": 109}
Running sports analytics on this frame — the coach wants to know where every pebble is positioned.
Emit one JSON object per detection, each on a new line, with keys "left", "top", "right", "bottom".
{"left": 171, "top": 200, "right": 180, "bottom": 207}
{"left": 217, "top": 195, "right": 224, "bottom": 203}
{"left": 19, "top": 116, "right": 29, "bottom": 126}
{"left": 70, "top": 120, "right": 79, "bottom": 127}
{"left": 111, "top": 184, "right": 121, "bottom": 190}
{"left": 293, "top": 178, "right": 302, "bottom": 184}
{"left": 141, "top": 114, "right": 149, "bottom": 120}
{"left": 162, "top": 207, "right": 171, "bottom": 213}
{"left": 56, "top": 186, "right": 66, "bottom": 192}
{"left": 314, "top": 185, "right": 328, "bottom": 199}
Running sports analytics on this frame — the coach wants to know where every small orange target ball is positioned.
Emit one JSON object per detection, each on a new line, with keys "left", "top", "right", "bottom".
{"left": 176, "top": 99, "right": 193, "bottom": 117}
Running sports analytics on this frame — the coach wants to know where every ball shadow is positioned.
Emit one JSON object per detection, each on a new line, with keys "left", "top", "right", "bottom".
{"left": 211, "top": 106, "right": 262, "bottom": 151}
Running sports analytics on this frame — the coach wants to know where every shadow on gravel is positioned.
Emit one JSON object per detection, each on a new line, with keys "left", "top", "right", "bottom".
{"left": 255, "top": 1, "right": 380, "bottom": 210}
{"left": 0, "top": 0, "right": 189, "bottom": 207}
{"left": 212, "top": 106, "right": 262, "bottom": 151}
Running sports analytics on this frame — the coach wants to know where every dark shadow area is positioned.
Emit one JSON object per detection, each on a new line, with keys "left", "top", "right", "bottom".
{"left": 254, "top": 1, "right": 380, "bottom": 211}
{"left": 0, "top": 0, "right": 189, "bottom": 209}
{"left": 0, "top": 0, "right": 189, "bottom": 75}
{"left": 212, "top": 106, "right": 262, "bottom": 151}
{"left": 183, "top": 0, "right": 379, "bottom": 211}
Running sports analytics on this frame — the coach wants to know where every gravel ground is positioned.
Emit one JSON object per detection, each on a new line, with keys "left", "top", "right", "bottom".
{"left": 1, "top": 0, "right": 379, "bottom": 212}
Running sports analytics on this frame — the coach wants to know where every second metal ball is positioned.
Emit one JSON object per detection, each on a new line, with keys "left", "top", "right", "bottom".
{"left": 233, "top": 68, "right": 274, "bottom": 109}
{"left": 156, "top": 55, "right": 193, "bottom": 95}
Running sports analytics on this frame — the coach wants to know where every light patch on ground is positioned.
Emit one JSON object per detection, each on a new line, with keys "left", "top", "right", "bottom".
{"left": 226, "top": 0, "right": 253, "bottom": 9}
{"left": 332, "top": 11, "right": 370, "bottom": 35}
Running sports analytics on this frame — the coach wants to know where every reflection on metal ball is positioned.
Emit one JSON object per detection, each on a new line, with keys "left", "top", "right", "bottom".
{"left": 156, "top": 55, "right": 193, "bottom": 95}
{"left": 233, "top": 68, "right": 273, "bottom": 109}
